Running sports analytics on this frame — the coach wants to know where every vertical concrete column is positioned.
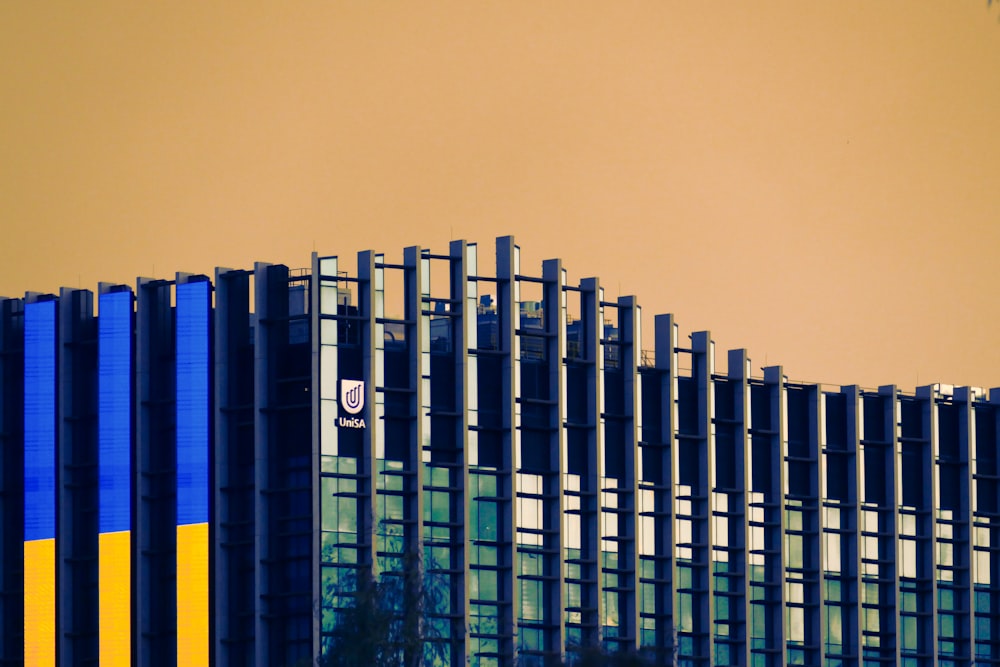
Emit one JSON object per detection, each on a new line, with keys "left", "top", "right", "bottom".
{"left": 802, "top": 382, "right": 823, "bottom": 666}
{"left": 655, "top": 313, "right": 678, "bottom": 658}
{"left": 357, "top": 251, "right": 380, "bottom": 573}
{"left": 985, "top": 388, "right": 1000, "bottom": 663}
{"left": 450, "top": 240, "right": 473, "bottom": 665}
{"left": 915, "top": 385, "right": 940, "bottom": 665}
{"left": 402, "top": 244, "right": 428, "bottom": 630}
{"left": 727, "top": 349, "right": 750, "bottom": 667}
{"left": 842, "top": 384, "right": 863, "bottom": 663}
{"left": 763, "top": 365, "right": 788, "bottom": 667}
{"left": 579, "top": 276, "right": 604, "bottom": 650}
{"left": 253, "top": 261, "right": 283, "bottom": 665}
{"left": 309, "top": 254, "right": 322, "bottom": 662}
{"left": 57, "top": 287, "right": 98, "bottom": 665}
{"left": 496, "top": 235, "right": 520, "bottom": 665}
{"left": 878, "top": 385, "right": 902, "bottom": 667}
{"left": 690, "top": 330, "right": 715, "bottom": 665}
{"left": 617, "top": 295, "right": 641, "bottom": 653}
{"left": 0, "top": 298, "right": 24, "bottom": 665}
{"left": 955, "top": 386, "right": 977, "bottom": 664}
{"left": 135, "top": 278, "right": 174, "bottom": 667}
{"left": 817, "top": 386, "right": 830, "bottom": 663}
{"left": 215, "top": 267, "right": 251, "bottom": 666}
{"left": 543, "top": 259, "right": 567, "bottom": 659}
{"left": 402, "top": 245, "right": 426, "bottom": 490}
{"left": 252, "top": 262, "right": 271, "bottom": 666}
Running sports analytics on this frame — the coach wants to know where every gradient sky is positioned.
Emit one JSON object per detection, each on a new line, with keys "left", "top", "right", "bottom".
{"left": 2, "top": 2, "right": 998, "bottom": 390}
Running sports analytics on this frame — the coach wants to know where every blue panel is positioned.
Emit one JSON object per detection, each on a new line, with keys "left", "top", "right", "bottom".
{"left": 176, "top": 280, "right": 210, "bottom": 526}
{"left": 98, "top": 290, "right": 133, "bottom": 534}
{"left": 24, "top": 299, "right": 56, "bottom": 542}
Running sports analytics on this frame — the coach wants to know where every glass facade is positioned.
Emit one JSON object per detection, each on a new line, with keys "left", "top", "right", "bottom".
{"left": 1, "top": 236, "right": 999, "bottom": 665}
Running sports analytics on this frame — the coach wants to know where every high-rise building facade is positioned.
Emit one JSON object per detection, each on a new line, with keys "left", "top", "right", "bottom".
{"left": 1, "top": 236, "right": 998, "bottom": 667}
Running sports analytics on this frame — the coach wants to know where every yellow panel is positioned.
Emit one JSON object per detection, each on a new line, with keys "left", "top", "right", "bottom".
{"left": 24, "top": 538, "right": 55, "bottom": 667}
{"left": 177, "top": 522, "right": 209, "bottom": 666}
{"left": 99, "top": 530, "right": 131, "bottom": 666}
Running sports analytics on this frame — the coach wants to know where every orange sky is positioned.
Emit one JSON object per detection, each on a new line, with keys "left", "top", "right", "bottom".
{"left": 2, "top": 2, "right": 998, "bottom": 390}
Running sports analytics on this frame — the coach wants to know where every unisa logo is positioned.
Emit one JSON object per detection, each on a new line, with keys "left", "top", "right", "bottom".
{"left": 339, "top": 379, "right": 366, "bottom": 429}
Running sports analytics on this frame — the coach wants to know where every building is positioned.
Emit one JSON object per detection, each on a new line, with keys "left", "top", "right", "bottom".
{"left": 1, "top": 235, "right": 998, "bottom": 667}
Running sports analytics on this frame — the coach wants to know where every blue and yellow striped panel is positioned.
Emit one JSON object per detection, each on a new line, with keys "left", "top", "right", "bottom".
{"left": 23, "top": 539, "right": 55, "bottom": 666}
{"left": 98, "top": 532, "right": 130, "bottom": 666}
{"left": 24, "top": 299, "right": 56, "bottom": 666}
{"left": 176, "top": 522, "right": 209, "bottom": 662}
{"left": 176, "top": 280, "right": 210, "bottom": 665}
{"left": 98, "top": 290, "right": 133, "bottom": 666}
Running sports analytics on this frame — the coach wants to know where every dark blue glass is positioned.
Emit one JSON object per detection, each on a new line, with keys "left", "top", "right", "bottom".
{"left": 176, "top": 280, "right": 210, "bottom": 526}
{"left": 98, "top": 290, "right": 132, "bottom": 534}
{"left": 24, "top": 299, "right": 56, "bottom": 542}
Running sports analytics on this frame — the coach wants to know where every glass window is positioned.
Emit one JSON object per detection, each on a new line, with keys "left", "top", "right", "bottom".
{"left": 787, "top": 534, "right": 804, "bottom": 569}
{"left": 677, "top": 593, "right": 693, "bottom": 632}
{"left": 519, "top": 497, "right": 542, "bottom": 531}
{"left": 863, "top": 510, "right": 879, "bottom": 534}
{"left": 977, "top": 616, "right": 992, "bottom": 641}
{"left": 937, "top": 512, "right": 953, "bottom": 534}
{"left": 565, "top": 514, "right": 581, "bottom": 549}
{"left": 900, "top": 539, "right": 916, "bottom": 578}
{"left": 321, "top": 478, "right": 338, "bottom": 531}
{"left": 787, "top": 606, "right": 805, "bottom": 642}
{"left": 472, "top": 569, "right": 497, "bottom": 601}
{"left": 320, "top": 285, "right": 340, "bottom": 314}
{"left": 381, "top": 494, "right": 403, "bottom": 521}
{"left": 641, "top": 582, "right": 655, "bottom": 614}
{"left": 477, "top": 501, "right": 497, "bottom": 541}
{"left": 976, "top": 550, "right": 992, "bottom": 584}
{"left": 938, "top": 541, "right": 954, "bottom": 567}
{"left": 640, "top": 515, "right": 655, "bottom": 555}
{"left": 566, "top": 583, "right": 581, "bottom": 608}
{"left": 519, "top": 627, "right": 542, "bottom": 652}
{"left": 826, "top": 606, "right": 842, "bottom": 646}
{"left": 713, "top": 514, "right": 728, "bottom": 547}
{"left": 338, "top": 497, "right": 357, "bottom": 533}
{"left": 825, "top": 579, "right": 841, "bottom": 602}
{"left": 426, "top": 490, "right": 449, "bottom": 524}
{"left": 602, "top": 510, "right": 619, "bottom": 538}
{"left": 677, "top": 566, "right": 693, "bottom": 590}
{"left": 825, "top": 533, "right": 841, "bottom": 572}
{"left": 864, "top": 608, "right": 879, "bottom": 634}
{"left": 677, "top": 519, "right": 693, "bottom": 545}
{"left": 715, "top": 594, "right": 729, "bottom": 620}
{"left": 900, "top": 513, "right": 916, "bottom": 536}
{"left": 901, "top": 616, "right": 917, "bottom": 651}
{"left": 425, "top": 545, "right": 449, "bottom": 570}
{"left": 938, "top": 588, "right": 954, "bottom": 610}
{"left": 863, "top": 583, "right": 878, "bottom": 606}
{"left": 520, "top": 579, "right": 542, "bottom": 621}
{"left": 939, "top": 613, "right": 955, "bottom": 638}
{"left": 520, "top": 551, "right": 541, "bottom": 576}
